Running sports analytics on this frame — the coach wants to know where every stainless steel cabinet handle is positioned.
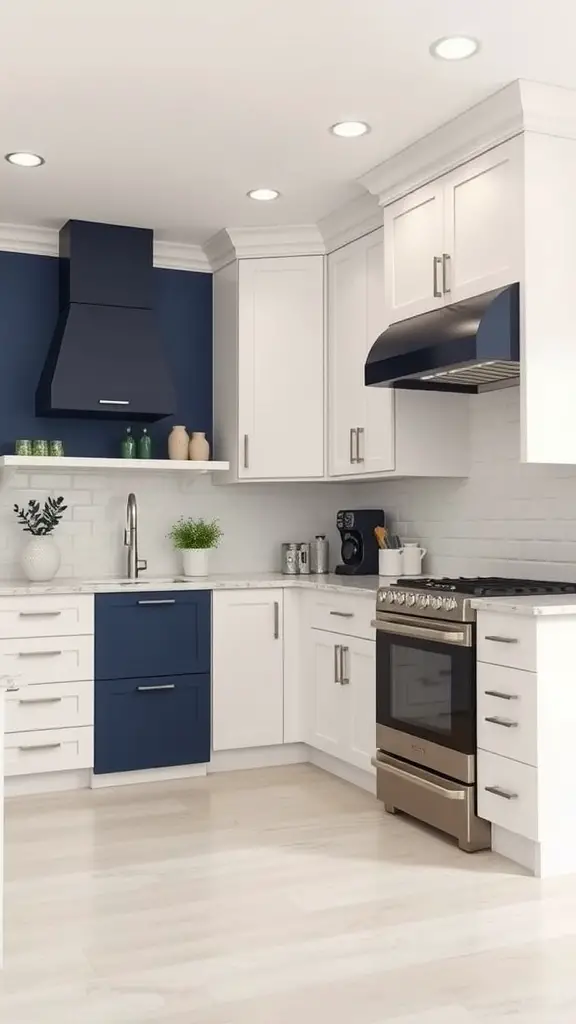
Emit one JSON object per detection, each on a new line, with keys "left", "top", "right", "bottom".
{"left": 19, "top": 697, "right": 62, "bottom": 705}
{"left": 356, "top": 427, "right": 365, "bottom": 464}
{"left": 17, "top": 650, "right": 62, "bottom": 658}
{"left": 349, "top": 428, "right": 357, "bottom": 464}
{"left": 340, "top": 646, "right": 349, "bottom": 685}
{"left": 330, "top": 611, "right": 354, "bottom": 618}
{"left": 19, "top": 742, "right": 61, "bottom": 752}
{"left": 442, "top": 253, "right": 451, "bottom": 294}
{"left": 137, "top": 599, "right": 176, "bottom": 606}
{"left": 484, "top": 716, "right": 518, "bottom": 728}
{"left": 136, "top": 684, "right": 176, "bottom": 692}
{"left": 484, "top": 690, "right": 518, "bottom": 701}
{"left": 99, "top": 399, "right": 130, "bottom": 405}
{"left": 484, "top": 635, "right": 519, "bottom": 644}
{"left": 273, "top": 601, "right": 280, "bottom": 640}
{"left": 485, "top": 785, "right": 518, "bottom": 801}
{"left": 18, "top": 610, "right": 61, "bottom": 618}
{"left": 334, "top": 644, "right": 341, "bottom": 684}
{"left": 243, "top": 434, "right": 249, "bottom": 469}
{"left": 433, "top": 256, "right": 443, "bottom": 298}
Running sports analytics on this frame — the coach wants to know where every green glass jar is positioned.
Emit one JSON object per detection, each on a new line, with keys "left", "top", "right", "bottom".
{"left": 15, "top": 439, "right": 32, "bottom": 456}
{"left": 32, "top": 439, "right": 49, "bottom": 456}
{"left": 138, "top": 428, "right": 152, "bottom": 459}
{"left": 121, "top": 427, "right": 136, "bottom": 459}
{"left": 49, "top": 440, "right": 64, "bottom": 457}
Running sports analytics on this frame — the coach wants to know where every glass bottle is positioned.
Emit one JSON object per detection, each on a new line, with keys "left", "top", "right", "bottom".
{"left": 138, "top": 428, "right": 152, "bottom": 459}
{"left": 121, "top": 427, "right": 136, "bottom": 459}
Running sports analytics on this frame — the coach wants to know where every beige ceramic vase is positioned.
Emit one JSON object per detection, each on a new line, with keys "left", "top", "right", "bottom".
{"left": 168, "top": 425, "right": 189, "bottom": 460}
{"left": 188, "top": 431, "right": 210, "bottom": 461}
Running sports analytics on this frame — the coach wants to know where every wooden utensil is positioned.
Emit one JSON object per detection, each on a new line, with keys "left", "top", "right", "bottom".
{"left": 374, "top": 526, "right": 388, "bottom": 550}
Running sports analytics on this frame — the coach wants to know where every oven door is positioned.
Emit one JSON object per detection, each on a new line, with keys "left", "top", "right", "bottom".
{"left": 374, "top": 613, "right": 475, "bottom": 757}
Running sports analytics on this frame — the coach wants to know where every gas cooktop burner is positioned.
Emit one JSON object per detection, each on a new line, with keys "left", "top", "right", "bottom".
{"left": 377, "top": 576, "right": 576, "bottom": 622}
{"left": 397, "top": 577, "right": 576, "bottom": 597}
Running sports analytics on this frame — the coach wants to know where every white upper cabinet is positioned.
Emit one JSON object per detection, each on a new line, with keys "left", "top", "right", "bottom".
{"left": 383, "top": 138, "right": 523, "bottom": 325}
{"left": 384, "top": 182, "right": 445, "bottom": 323}
{"left": 238, "top": 256, "right": 324, "bottom": 480}
{"left": 328, "top": 229, "right": 395, "bottom": 478}
{"left": 213, "top": 255, "right": 324, "bottom": 482}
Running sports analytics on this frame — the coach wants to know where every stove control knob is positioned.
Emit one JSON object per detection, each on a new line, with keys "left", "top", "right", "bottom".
{"left": 406, "top": 593, "right": 416, "bottom": 606}
{"left": 430, "top": 596, "right": 443, "bottom": 610}
{"left": 442, "top": 597, "right": 457, "bottom": 610}
{"left": 416, "top": 594, "right": 429, "bottom": 608}
{"left": 386, "top": 591, "right": 396, "bottom": 603}
{"left": 395, "top": 593, "right": 405, "bottom": 605}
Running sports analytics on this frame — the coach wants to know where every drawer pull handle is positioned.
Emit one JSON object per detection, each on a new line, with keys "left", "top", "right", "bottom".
{"left": 484, "top": 635, "right": 519, "bottom": 644}
{"left": 99, "top": 399, "right": 130, "bottom": 405}
{"left": 18, "top": 742, "right": 62, "bottom": 752}
{"left": 18, "top": 697, "right": 63, "bottom": 705}
{"left": 484, "top": 785, "right": 518, "bottom": 801}
{"left": 18, "top": 610, "right": 62, "bottom": 618}
{"left": 329, "top": 611, "right": 354, "bottom": 618}
{"left": 137, "top": 599, "right": 176, "bottom": 606}
{"left": 17, "top": 650, "right": 62, "bottom": 658}
{"left": 484, "top": 716, "right": 518, "bottom": 728}
{"left": 136, "top": 684, "right": 176, "bottom": 692}
{"left": 484, "top": 690, "right": 518, "bottom": 701}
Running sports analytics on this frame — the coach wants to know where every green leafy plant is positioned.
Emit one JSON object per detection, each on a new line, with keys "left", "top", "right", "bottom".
{"left": 13, "top": 496, "right": 67, "bottom": 536}
{"left": 168, "top": 517, "right": 223, "bottom": 550}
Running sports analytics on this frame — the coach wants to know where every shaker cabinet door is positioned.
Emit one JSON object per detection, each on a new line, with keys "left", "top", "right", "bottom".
{"left": 384, "top": 183, "right": 445, "bottom": 324}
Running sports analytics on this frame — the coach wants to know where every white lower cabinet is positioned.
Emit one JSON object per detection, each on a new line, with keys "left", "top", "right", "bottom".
{"left": 212, "top": 590, "right": 284, "bottom": 750}
{"left": 308, "top": 628, "right": 375, "bottom": 773}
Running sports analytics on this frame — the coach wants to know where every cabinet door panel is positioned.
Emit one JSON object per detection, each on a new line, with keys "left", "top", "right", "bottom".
{"left": 445, "top": 137, "right": 523, "bottom": 302}
{"left": 361, "top": 232, "right": 395, "bottom": 474}
{"left": 238, "top": 257, "right": 324, "bottom": 479}
{"left": 343, "top": 637, "right": 376, "bottom": 773}
{"left": 384, "top": 184, "right": 444, "bottom": 323}
{"left": 212, "top": 591, "right": 283, "bottom": 750}
{"left": 94, "top": 673, "right": 210, "bottom": 774}
{"left": 308, "top": 630, "right": 344, "bottom": 758}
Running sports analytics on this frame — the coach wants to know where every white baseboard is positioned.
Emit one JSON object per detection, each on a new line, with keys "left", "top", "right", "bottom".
{"left": 4, "top": 769, "right": 91, "bottom": 798}
{"left": 90, "top": 763, "right": 207, "bottom": 789}
{"left": 307, "top": 747, "right": 376, "bottom": 794}
{"left": 208, "top": 743, "right": 308, "bottom": 772}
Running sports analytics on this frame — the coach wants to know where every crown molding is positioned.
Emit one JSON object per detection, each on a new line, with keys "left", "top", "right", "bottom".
{"left": 205, "top": 224, "right": 326, "bottom": 270}
{"left": 0, "top": 223, "right": 210, "bottom": 272}
{"left": 317, "top": 191, "right": 382, "bottom": 252}
{"left": 203, "top": 228, "right": 237, "bottom": 271}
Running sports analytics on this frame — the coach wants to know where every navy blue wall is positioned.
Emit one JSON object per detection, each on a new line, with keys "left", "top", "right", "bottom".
{"left": 0, "top": 251, "right": 213, "bottom": 457}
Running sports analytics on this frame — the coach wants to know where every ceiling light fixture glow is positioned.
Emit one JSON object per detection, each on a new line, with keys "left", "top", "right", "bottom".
{"left": 247, "top": 188, "right": 280, "bottom": 201}
{"left": 329, "top": 121, "right": 371, "bottom": 138}
{"left": 430, "top": 36, "right": 480, "bottom": 61}
{"left": 4, "top": 151, "right": 45, "bottom": 167}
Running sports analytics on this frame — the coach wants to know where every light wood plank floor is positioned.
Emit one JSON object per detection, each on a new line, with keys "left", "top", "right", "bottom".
{"left": 1, "top": 765, "right": 576, "bottom": 1023}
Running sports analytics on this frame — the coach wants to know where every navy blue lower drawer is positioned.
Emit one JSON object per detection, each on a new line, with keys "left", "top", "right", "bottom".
{"left": 94, "top": 673, "right": 210, "bottom": 774}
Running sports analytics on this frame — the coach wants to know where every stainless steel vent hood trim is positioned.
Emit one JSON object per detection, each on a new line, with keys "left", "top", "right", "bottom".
{"left": 364, "top": 284, "right": 520, "bottom": 394}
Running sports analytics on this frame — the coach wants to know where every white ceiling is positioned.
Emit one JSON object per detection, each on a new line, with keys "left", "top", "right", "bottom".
{"left": 0, "top": 0, "right": 575, "bottom": 246}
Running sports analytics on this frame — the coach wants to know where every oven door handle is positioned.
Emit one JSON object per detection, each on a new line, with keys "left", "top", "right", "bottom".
{"left": 371, "top": 757, "right": 466, "bottom": 800}
{"left": 371, "top": 617, "right": 472, "bottom": 647}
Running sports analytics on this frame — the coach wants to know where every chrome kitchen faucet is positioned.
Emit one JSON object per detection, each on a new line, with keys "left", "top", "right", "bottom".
{"left": 125, "top": 493, "right": 148, "bottom": 579}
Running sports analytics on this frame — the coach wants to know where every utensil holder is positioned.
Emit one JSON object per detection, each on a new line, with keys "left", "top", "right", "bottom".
{"left": 379, "top": 549, "right": 404, "bottom": 576}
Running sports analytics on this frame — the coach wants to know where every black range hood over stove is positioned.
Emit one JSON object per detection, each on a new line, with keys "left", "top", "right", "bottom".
{"left": 36, "top": 220, "right": 176, "bottom": 420}
{"left": 365, "top": 283, "right": 520, "bottom": 394}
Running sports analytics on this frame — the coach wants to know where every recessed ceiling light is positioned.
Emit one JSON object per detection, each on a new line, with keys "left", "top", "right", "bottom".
{"left": 5, "top": 151, "right": 45, "bottom": 167}
{"left": 247, "top": 188, "right": 280, "bottom": 201}
{"left": 330, "top": 121, "right": 371, "bottom": 138}
{"left": 430, "top": 36, "right": 480, "bottom": 61}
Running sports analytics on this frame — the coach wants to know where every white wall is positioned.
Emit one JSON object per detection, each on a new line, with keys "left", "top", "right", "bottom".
{"left": 364, "top": 388, "right": 576, "bottom": 581}
{"left": 0, "top": 470, "right": 362, "bottom": 580}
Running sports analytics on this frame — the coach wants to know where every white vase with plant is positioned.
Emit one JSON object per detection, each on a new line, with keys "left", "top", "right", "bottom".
{"left": 14, "top": 496, "right": 67, "bottom": 582}
{"left": 168, "top": 517, "right": 223, "bottom": 577}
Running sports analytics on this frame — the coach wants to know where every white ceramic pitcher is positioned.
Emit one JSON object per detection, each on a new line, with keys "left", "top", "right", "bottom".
{"left": 401, "top": 542, "right": 427, "bottom": 576}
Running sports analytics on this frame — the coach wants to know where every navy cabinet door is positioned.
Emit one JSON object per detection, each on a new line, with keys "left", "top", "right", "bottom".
{"left": 94, "top": 673, "right": 210, "bottom": 774}
{"left": 95, "top": 591, "right": 210, "bottom": 680}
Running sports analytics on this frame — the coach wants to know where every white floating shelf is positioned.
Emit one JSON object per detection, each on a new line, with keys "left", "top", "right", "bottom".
{"left": 0, "top": 456, "right": 230, "bottom": 474}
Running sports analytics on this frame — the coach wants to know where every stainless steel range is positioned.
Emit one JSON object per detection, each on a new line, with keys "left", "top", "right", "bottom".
{"left": 372, "top": 576, "right": 576, "bottom": 852}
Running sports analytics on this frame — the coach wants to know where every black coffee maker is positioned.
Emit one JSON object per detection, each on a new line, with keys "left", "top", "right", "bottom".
{"left": 335, "top": 509, "right": 385, "bottom": 575}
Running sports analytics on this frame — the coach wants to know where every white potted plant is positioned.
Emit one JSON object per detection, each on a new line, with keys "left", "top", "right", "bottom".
{"left": 14, "top": 496, "right": 67, "bottom": 582}
{"left": 168, "top": 517, "right": 222, "bottom": 577}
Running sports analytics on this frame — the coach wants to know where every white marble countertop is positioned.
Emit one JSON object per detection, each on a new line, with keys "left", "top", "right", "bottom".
{"left": 0, "top": 572, "right": 382, "bottom": 598}
{"left": 472, "top": 594, "right": 576, "bottom": 617}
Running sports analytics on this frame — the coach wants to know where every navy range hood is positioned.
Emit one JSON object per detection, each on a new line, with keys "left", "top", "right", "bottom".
{"left": 36, "top": 220, "right": 176, "bottom": 420}
{"left": 365, "top": 283, "right": 520, "bottom": 394}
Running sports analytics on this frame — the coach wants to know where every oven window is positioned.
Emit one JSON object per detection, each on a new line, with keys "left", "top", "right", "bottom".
{"left": 390, "top": 644, "right": 453, "bottom": 734}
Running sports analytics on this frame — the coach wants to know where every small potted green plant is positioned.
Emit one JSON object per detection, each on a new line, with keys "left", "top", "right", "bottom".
{"left": 13, "top": 496, "right": 67, "bottom": 581}
{"left": 168, "top": 517, "right": 223, "bottom": 577}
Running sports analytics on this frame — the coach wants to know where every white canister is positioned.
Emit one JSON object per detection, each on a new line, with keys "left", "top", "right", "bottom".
{"left": 182, "top": 548, "right": 209, "bottom": 577}
{"left": 378, "top": 548, "right": 404, "bottom": 576}
{"left": 401, "top": 543, "right": 427, "bottom": 576}
{"left": 21, "top": 536, "right": 61, "bottom": 582}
